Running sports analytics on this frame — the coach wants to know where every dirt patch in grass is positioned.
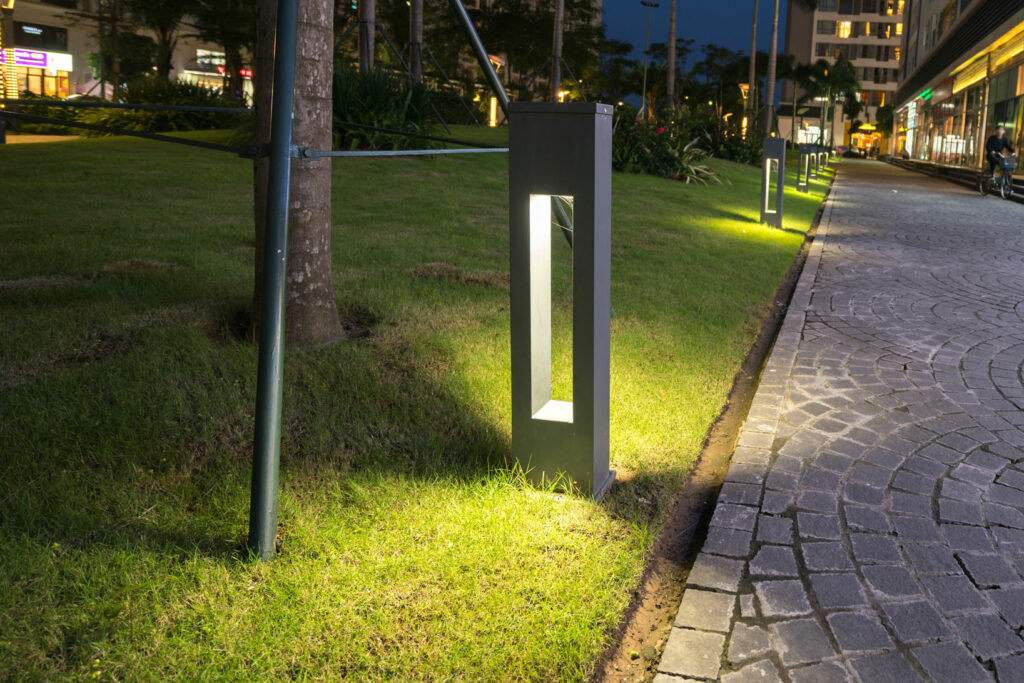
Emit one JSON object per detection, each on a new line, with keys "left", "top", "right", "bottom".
{"left": 98, "top": 259, "right": 178, "bottom": 275}
{"left": 1, "top": 330, "right": 132, "bottom": 390}
{"left": 411, "top": 262, "right": 509, "bottom": 290}
{"left": 0, "top": 274, "right": 91, "bottom": 291}
{"left": 592, "top": 177, "right": 835, "bottom": 683}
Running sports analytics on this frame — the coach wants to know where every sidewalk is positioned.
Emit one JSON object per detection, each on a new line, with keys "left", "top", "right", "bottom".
{"left": 657, "top": 160, "right": 1024, "bottom": 682}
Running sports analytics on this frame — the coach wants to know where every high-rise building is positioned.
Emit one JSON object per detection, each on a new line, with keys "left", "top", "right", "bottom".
{"left": 779, "top": 0, "right": 905, "bottom": 153}
{"left": 894, "top": 0, "right": 1024, "bottom": 169}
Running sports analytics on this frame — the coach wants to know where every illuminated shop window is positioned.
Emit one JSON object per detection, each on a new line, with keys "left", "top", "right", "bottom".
{"left": 837, "top": 21, "right": 852, "bottom": 39}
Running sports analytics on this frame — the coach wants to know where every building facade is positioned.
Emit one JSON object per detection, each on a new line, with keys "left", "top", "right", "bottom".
{"left": 895, "top": 0, "right": 1024, "bottom": 169}
{"left": 0, "top": 0, "right": 250, "bottom": 101}
{"left": 780, "top": 0, "right": 905, "bottom": 152}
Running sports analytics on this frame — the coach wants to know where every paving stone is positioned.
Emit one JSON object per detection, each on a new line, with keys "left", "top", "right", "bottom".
{"left": 985, "top": 586, "right": 1024, "bottom": 626}
{"left": 809, "top": 573, "right": 869, "bottom": 609}
{"left": 787, "top": 661, "right": 849, "bottom": 683}
{"left": 720, "top": 482, "right": 764, "bottom": 507}
{"left": 911, "top": 641, "right": 993, "bottom": 683}
{"left": 994, "top": 526, "right": 1024, "bottom": 552}
{"left": 740, "top": 593, "right": 758, "bottom": 619}
{"left": 754, "top": 580, "right": 812, "bottom": 617}
{"left": 720, "top": 659, "right": 782, "bottom": 683}
{"left": 845, "top": 505, "right": 892, "bottom": 532}
{"left": 756, "top": 515, "right": 793, "bottom": 544}
{"left": 844, "top": 482, "right": 887, "bottom": 506}
{"left": 891, "top": 492, "right": 933, "bottom": 517}
{"left": 797, "top": 512, "right": 842, "bottom": 540}
{"left": 797, "top": 490, "right": 838, "bottom": 513}
{"left": 749, "top": 545, "right": 799, "bottom": 577}
{"left": 851, "top": 533, "right": 902, "bottom": 564}
{"left": 994, "top": 654, "right": 1024, "bottom": 682}
{"left": 687, "top": 553, "right": 744, "bottom": 592}
{"left": 939, "top": 499, "right": 986, "bottom": 525}
{"left": 761, "top": 490, "right": 794, "bottom": 515}
{"left": 984, "top": 503, "right": 1024, "bottom": 530}
{"left": 674, "top": 589, "right": 736, "bottom": 633}
{"left": 849, "top": 652, "right": 922, "bottom": 682}
{"left": 711, "top": 503, "right": 759, "bottom": 531}
{"left": 703, "top": 526, "right": 755, "bottom": 558}
{"left": 921, "top": 575, "right": 991, "bottom": 614}
{"left": 727, "top": 622, "right": 770, "bottom": 664}
{"left": 800, "top": 467, "right": 843, "bottom": 491}
{"left": 659, "top": 628, "right": 726, "bottom": 680}
{"left": 959, "top": 553, "right": 1022, "bottom": 588}
{"left": 892, "top": 515, "right": 944, "bottom": 543}
{"left": 769, "top": 618, "right": 835, "bottom": 666}
{"left": 881, "top": 601, "right": 952, "bottom": 643}
{"left": 801, "top": 542, "right": 855, "bottom": 572}
{"left": 893, "top": 470, "right": 937, "bottom": 495}
{"left": 987, "top": 484, "right": 1024, "bottom": 507}
{"left": 904, "top": 543, "right": 962, "bottom": 574}
{"left": 953, "top": 614, "right": 1024, "bottom": 660}
{"left": 942, "top": 524, "right": 997, "bottom": 553}
{"left": 826, "top": 611, "right": 893, "bottom": 652}
{"left": 765, "top": 469, "right": 800, "bottom": 491}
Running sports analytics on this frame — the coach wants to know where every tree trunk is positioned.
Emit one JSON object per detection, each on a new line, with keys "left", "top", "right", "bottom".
{"left": 763, "top": 0, "right": 780, "bottom": 134}
{"left": 746, "top": 0, "right": 758, "bottom": 124}
{"left": 410, "top": 0, "right": 423, "bottom": 82}
{"left": 790, "top": 84, "right": 797, "bottom": 145}
{"left": 252, "top": 0, "right": 343, "bottom": 350}
{"left": 358, "top": 0, "right": 376, "bottom": 73}
{"left": 666, "top": 0, "right": 676, "bottom": 107}
{"left": 551, "top": 0, "right": 564, "bottom": 102}
{"left": 110, "top": 0, "right": 120, "bottom": 97}
{"left": 156, "top": 31, "right": 176, "bottom": 80}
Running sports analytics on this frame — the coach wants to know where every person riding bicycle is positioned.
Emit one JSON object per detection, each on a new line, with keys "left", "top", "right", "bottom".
{"left": 986, "top": 125, "right": 1016, "bottom": 178}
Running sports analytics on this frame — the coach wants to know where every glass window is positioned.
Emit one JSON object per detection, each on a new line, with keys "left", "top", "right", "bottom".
{"left": 839, "top": 0, "right": 854, "bottom": 13}
{"left": 819, "top": 0, "right": 836, "bottom": 11}
{"left": 817, "top": 20, "right": 836, "bottom": 34}
{"left": 816, "top": 42, "right": 831, "bottom": 57}
{"left": 896, "top": 22, "right": 903, "bottom": 35}
{"left": 837, "top": 21, "right": 852, "bottom": 38}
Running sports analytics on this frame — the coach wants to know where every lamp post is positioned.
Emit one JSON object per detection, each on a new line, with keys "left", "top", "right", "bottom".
{"left": 639, "top": 0, "right": 659, "bottom": 118}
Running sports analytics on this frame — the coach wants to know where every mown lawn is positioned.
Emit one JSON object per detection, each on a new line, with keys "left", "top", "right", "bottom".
{"left": 0, "top": 127, "right": 832, "bottom": 681}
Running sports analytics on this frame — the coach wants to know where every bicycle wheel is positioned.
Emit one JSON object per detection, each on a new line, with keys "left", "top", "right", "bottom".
{"left": 1002, "top": 174, "right": 1014, "bottom": 200}
{"left": 979, "top": 176, "right": 989, "bottom": 196}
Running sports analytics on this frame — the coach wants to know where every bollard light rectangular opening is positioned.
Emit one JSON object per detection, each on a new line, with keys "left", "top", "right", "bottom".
{"left": 528, "top": 193, "right": 574, "bottom": 422}
{"left": 510, "top": 102, "right": 614, "bottom": 499}
{"left": 760, "top": 137, "right": 786, "bottom": 228}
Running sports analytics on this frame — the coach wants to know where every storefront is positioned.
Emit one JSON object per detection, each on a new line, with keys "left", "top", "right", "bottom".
{"left": 0, "top": 47, "right": 71, "bottom": 97}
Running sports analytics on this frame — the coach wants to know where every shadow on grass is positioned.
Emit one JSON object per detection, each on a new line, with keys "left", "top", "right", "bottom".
{"left": 0, "top": 305, "right": 512, "bottom": 563}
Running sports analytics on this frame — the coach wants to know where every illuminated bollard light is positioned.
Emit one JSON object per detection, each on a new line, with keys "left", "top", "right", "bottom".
{"left": 818, "top": 147, "right": 828, "bottom": 170}
{"left": 761, "top": 137, "right": 786, "bottom": 228}
{"left": 809, "top": 145, "right": 819, "bottom": 179}
{"left": 508, "top": 102, "right": 614, "bottom": 499}
{"left": 797, "top": 143, "right": 811, "bottom": 193}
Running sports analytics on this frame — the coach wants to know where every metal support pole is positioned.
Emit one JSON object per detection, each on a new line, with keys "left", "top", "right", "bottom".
{"left": 446, "top": 0, "right": 508, "bottom": 117}
{"left": 248, "top": 0, "right": 299, "bottom": 561}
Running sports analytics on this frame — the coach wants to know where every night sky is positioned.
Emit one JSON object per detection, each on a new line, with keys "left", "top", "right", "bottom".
{"left": 602, "top": 0, "right": 790, "bottom": 62}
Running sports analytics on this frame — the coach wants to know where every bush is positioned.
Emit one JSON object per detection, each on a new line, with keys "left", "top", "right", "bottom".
{"left": 612, "top": 105, "right": 722, "bottom": 185}
{"left": 76, "top": 77, "right": 248, "bottom": 136}
{"left": 11, "top": 91, "right": 83, "bottom": 134}
{"left": 333, "top": 65, "right": 434, "bottom": 150}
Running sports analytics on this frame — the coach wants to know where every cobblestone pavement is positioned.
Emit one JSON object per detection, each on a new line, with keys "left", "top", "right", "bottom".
{"left": 656, "top": 161, "right": 1024, "bottom": 682}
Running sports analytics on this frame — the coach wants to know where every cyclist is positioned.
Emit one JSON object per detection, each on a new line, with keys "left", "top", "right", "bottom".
{"left": 986, "top": 125, "right": 1016, "bottom": 179}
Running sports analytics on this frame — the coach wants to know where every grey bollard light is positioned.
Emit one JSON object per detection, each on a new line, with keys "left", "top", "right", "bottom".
{"left": 509, "top": 102, "right": 614, "bottom": 499}
{"left": 760, "top": 137, "right": 786, "bottom": 228}
{"left": 809, "top": 145, "right": 819, "bottom": 179}
{"left": 818, "top": 148, "right": 828, "bottom": 170}
{"left": 797, "top": 143, "right": 811, "bottom": 193}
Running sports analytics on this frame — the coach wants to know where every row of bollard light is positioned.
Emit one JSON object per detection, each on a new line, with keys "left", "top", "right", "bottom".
{"left": 760, "top": 139, "right": 833, "bottom": 228}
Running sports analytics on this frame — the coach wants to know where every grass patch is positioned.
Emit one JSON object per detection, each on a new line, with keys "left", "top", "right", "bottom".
{"left": 0, "top": 128, "right": 832, "bottom": 680}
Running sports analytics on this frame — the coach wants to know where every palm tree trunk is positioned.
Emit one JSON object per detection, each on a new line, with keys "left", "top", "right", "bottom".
{"left": 410, "top": 0, "right": 423, "bottom": 82}
{"left": 763, "top": 0, "right": 780, "bottom": 133}
{"left": 110, "top": 0, "right": 120, "bottom": 96}
{"left": 746, "top": 0, "right": 758, "bottom": 123}
{"left": 666, "top": 0, "right": 677, "bottom": 107}
{"left": 551, "top": 0, "right": 564, "bottom": 102}
{"left": 358, "top": 0, "right": 376, "bottom": 73}
{"left": 252, "top": 0, "right": 343, "bottom": 349}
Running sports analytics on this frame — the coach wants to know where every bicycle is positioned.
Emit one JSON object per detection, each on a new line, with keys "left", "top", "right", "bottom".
{"left": 978, "top": 152, "right": 1017, "bottom": 200}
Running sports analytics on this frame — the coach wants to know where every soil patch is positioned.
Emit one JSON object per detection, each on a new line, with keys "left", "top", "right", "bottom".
{"left": 592, "top": 178, "right": 836, "bottom": 682}
{"left": 411, "top": 262, "right": 509, "bottom": 290}
{"left": 99, "top": 259, "right": 178, "bottom": 275}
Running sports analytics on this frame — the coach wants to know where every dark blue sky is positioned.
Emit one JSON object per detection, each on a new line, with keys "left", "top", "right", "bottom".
{"left": 602, "top": 0, "right": 790, "bottom": 63}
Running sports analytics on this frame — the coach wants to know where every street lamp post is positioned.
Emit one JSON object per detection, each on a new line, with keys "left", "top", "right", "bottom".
{"left": 639, "top": 0, "right": 659, "bottom": 118}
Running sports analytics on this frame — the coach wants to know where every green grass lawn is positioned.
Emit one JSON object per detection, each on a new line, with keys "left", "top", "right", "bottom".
{"left": 0, "top": 128, "right": 832, "bottom": 681}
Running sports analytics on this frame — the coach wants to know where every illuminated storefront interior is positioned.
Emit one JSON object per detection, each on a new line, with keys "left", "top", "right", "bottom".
{"left": 896, "top": 16, "right": 1024, "bottom": 170}
{"left": 0, "top": 47, "right": 71, "bottom": 97}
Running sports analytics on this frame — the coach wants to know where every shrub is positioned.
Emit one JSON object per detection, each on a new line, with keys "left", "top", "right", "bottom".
{"left": 612, "top": 105, "right": 722, "bottom": 185}
{"left": 332, "top": 65, "right": 434, "bottom": 150}
{"left": 76, "top": 77, "right": 248, "bottom": 136}
{"left": 11, "top": 91, "right": 83, "bottom": 134}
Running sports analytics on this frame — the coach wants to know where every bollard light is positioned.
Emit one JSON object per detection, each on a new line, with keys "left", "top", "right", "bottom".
{"left": 797, "top": 143, "right": 811, "bottom": 193}
{"left": 509, "top": 102, "right": 614, "bottom": 499}
{"left": 760, "top": 137, "right": 786, "bottom": 228}
{"left": 809, "top": 145, "right": 819, "bottom": 179}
